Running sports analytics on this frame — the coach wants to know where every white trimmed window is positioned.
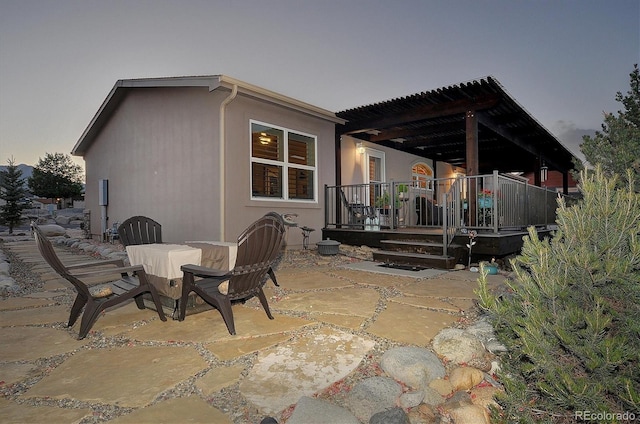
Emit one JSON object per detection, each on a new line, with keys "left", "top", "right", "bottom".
{"left": 250, "top": 120, "right": 317, "bottom": 201}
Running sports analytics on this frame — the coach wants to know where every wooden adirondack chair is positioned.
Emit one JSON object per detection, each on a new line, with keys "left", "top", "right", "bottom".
{"left": 32, "top": 224, "right": 167, "bottom": 339}
{"left": 117, "top": 216, "right": 162, "bottom": 247}
{"left": 177, "top": 212, "right": 286, "bottom": 335}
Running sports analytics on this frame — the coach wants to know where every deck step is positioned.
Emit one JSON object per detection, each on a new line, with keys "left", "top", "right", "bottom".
{"left": 380, "top": 239, "right": 462, "bottom": 256}
{"left": 373, "top": 250, "right": 458, "bottom": 270}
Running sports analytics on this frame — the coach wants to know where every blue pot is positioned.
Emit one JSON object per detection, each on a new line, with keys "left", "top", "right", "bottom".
{"left": 484, "top": 265, "right": 498, "bottom": 275}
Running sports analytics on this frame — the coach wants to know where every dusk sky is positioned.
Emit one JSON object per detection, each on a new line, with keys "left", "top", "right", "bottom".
{"left": 1, "top": 0, "right": 638, "bottom": 171}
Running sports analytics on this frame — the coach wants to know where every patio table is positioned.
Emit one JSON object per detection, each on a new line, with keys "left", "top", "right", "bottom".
{"left": 126, "top": 242, "right": 237, "bottom": 300}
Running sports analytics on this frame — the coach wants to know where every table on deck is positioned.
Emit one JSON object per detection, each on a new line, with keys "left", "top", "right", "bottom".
{"left": 126, "top": 242, "right": 237, "bottom": 300}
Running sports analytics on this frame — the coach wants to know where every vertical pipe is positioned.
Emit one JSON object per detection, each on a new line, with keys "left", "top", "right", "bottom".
{"left": 219, "top": 84, "right": 238, "bottom": 241}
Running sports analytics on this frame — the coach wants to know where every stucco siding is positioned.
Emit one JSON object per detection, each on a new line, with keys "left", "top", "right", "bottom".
{"left": 85, "top": 87, "right": 219, "bottom": 242}
{"left": 222, "top": 94, "right": 336, "bottom": 247}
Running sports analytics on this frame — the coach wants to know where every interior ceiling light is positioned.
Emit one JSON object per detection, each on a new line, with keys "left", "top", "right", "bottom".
{"left": 259, "top": 132, "right": 271, "bottom": 144}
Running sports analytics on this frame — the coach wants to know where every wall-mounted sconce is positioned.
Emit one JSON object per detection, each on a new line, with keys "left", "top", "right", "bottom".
{"left": 356, "top": 142, "right": 365, "bottom": 154}
{"left": 540, "top": 162, "right": 548, "bottom": 182}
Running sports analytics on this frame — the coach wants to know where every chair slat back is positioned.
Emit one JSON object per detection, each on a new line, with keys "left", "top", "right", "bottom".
{"left": 32, "top": 224, "right": 91, "bottom": 297}
{"left": 227, "top": 214, "right": 286, "bottom": 298}
{"left": 118, "top": 216, "right": 162, "bottom": 247}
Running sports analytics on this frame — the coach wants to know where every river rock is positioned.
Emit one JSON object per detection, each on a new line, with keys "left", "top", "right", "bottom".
{"left": 345, "top": 376, "right": 402, "bottom": 422}
{"left": 379, "top": 346, "right": 445, "bottom": 390}
{"left": 449, "top": 366, "right": 484, "bottom": 391}
{"left": 432, "top": 328, "right": 486, "bottom": 364}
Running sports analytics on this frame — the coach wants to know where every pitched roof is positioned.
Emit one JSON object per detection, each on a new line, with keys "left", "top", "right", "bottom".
{"left": 72, "top": 75, "right": 345, "bottom": 156}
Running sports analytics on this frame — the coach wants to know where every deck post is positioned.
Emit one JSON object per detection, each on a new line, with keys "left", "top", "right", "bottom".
{"left": 465, "top": 110, "right": 479, "bottom": 226}
{"left": 492, "top": 171, "right": 499, "bottom": 233}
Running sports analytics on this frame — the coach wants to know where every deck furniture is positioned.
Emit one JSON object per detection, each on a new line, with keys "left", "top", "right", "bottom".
{"left": 32, "top": 223, "right": 167, "bottom": 339}
{"left": 416, "top": 197, "right": 443, "bottom": 226}
{"left": 339, "top": 190, "right": 375, "bottom": 229}
{"left": 117, "top": 216, "right": 162, "bottom": 247}
{"left": 177, "top": 212, "right": 286, "bottom": 335}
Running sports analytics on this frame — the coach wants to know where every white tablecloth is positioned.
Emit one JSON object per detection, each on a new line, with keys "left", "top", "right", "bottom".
{"left": 126, "top": 244, "right": 202, "bottom": 280}
{"left": 125, "top": 242, "right": 238, "bottom": 299}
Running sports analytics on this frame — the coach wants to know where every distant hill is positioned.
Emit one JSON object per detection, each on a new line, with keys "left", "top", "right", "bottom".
{"left": 0, "top": 164, "right": 33, "bottom": 189}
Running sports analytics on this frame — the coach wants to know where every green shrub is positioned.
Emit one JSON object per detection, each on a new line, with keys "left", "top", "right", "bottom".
{"left": 477, "top": 167, "right": 640, "bottom": 422}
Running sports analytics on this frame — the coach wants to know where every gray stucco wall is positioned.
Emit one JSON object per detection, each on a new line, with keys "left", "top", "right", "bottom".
{"left": 83, "top": 86, "right": 336, "bottom": 248}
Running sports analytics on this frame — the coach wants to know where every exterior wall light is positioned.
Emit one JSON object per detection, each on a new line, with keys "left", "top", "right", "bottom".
{"left": 356, "top": 142, "right": 365, "bottom": 154}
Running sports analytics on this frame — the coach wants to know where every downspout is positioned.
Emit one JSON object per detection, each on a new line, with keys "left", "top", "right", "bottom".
{"left": 219, "top": 84, "right": 238, "bottom": 241}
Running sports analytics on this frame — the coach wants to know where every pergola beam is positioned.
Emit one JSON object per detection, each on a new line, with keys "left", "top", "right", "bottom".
{"left": 340, "top": 94, "right": 500, "bottom": 134}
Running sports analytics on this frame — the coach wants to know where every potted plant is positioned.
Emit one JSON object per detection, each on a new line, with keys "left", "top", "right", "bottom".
{"left": 397, "top": 184, "right": 408, "bottom": 200}
{"left": 478, "top": 189, "right": 493, "bottom": 209}
{"left": 375, "top": 191, "right": 401, "bottom": 212}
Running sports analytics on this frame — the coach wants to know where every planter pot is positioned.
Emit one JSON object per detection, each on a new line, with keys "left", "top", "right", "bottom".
{"left": 484, "top": 265, "right": 498, "bottom": 275}
{"left": 317, "top": 239, "right": 340, "bottom": 256}
{"left": 478, "top": 197, "right": 493, "bottom": 208}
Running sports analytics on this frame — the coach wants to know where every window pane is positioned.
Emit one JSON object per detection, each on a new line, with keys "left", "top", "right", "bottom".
{"left": 288, "top": 168, "right": 314, "bottom": 199}
{"left": 252, "top": 163, "right": 282, "bottom": 198}
{"left": 251, "top": 123, "right": 284, "bottom": 161}
{"left": 288, "top": 132, "right": 315, "bottom": 166}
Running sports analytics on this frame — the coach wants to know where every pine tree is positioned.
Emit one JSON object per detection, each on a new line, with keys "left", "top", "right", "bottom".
{"left": 0, "top": 158, "right": 27, "bottom": 234}
{"left": 580, "top": 64, "right": 640, "bottom": 192}
{"left": 477, "top": 166, "right": 640, "bottom": 422}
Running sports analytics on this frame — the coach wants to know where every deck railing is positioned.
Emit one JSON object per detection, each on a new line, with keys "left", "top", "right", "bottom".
{"left": 325, "top": 171, "right": 561, "bottom": 233}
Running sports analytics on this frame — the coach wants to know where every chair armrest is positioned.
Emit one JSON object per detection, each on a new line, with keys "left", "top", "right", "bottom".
{"left": 66, "top": 258, "right": 125, "bottom": 270}
{"left": 181, "top": 263, "right": 229, "bottom": 278}
{"left": 69, "top": 265, "right": 145, "bottom": 279}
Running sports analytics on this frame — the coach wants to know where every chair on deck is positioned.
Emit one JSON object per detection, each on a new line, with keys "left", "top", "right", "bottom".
{"left": 118, "top": 216, "right": 162, "bottom": 247}
{"left": 416, "top": 197, "right": 443, "bottom": 226}
{"left": 32, "top": 224, "right": 167, "bottom": 339}
{"left": 177, "top": 212, "right": 286, "bottom": 335}
{"left": 339, "top": 190, "right": 375, "bottom": 228}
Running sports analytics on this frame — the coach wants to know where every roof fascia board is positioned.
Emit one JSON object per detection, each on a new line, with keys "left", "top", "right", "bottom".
{"left": 215, "top": 75, "right": 345, "bottom": 124}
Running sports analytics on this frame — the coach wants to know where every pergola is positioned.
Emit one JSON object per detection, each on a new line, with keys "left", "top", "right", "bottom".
{"left": 335, "top": 76, "right": 577, "bottom": 193}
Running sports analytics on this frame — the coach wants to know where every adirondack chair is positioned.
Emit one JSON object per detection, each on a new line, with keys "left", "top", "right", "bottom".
{"left": 32, "top": 224, "right": 167, "bottom": 339}
{"left": 117, "top": 216, "right": 162, "bottom": 247}
{"left": 339, "top": 189, "right": 375, "bottom": 228}
{"left": 177, "top": 212, "right": 286, "bottom": 335}
{"left": 264, "top": 212, "right": 286, "bottom": 287}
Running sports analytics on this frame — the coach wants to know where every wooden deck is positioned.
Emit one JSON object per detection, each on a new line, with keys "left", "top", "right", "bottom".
{"left": 322, "top": 226, "right": 552, "bottom": 268}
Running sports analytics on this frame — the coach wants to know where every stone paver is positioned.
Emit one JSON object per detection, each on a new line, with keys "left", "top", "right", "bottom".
{"left": 112, "top": 306, "right": 312, "bottom": 342}
{"left": 205, "top": 332, "right": 294, "bottom": 361}
{"left": 0, "top": 398, "right": 92, "bottom": 424}
{"left": 239, "top": 326, "right": 375, "bottom": 415}
{"left": 366, "top": 302, "right": 459, "bottom": 345}
{"left": 329, "top": 268, "right": 419, "bottom": 288}
{"left": 397, "top": 277, "right": 482, "bottom": 299}
{"left": 0, "top": 305, "right": 70, "bottom": 326}
{"left": 196, "top": 364, "right": 245, "bottom": 395}
{"left": 107, "top": 396, "right": 233, "bottom": 424}
{"left": 0, "top": 296, "right": 55, "bottom": 310}
{"left": 0, "top": 327, "right": 87, "bottom": 361}
{"left": 0, "top": 362, "right": 38, "bottom": 385}
{"left": 24, "top": 345, "right": 208, "bottom": 408}
{"left": 274, "top": 286, "right": 379, "bottom": 317}
{"left": 274, "top": 269, "right": 354, "bottom": 290}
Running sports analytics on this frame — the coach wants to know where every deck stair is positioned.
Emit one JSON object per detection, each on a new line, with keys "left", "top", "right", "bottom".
{"left": 373, "top": 239, "right": 462, "bottom": 270}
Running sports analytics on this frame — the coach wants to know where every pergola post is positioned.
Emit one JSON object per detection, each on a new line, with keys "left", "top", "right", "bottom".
{"left": 466, "top": 110, "right": 478, "bottom": 225}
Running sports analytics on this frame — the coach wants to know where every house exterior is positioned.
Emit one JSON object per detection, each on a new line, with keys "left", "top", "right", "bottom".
{"left": 72, "top": 75, "right": 578, "bottom": 258}
{"left": 71, "top": 76, "right": 344, "bottom": 247}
